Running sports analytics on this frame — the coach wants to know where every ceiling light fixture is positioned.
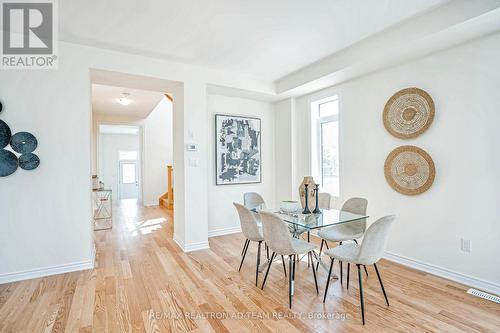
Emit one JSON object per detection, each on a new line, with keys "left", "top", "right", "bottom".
{"left": 117, "top": 92, "right": 132, "bottom": 106}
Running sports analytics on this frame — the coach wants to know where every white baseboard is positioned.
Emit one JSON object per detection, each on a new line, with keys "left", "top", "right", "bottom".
{"left": 173, "top": 233, "right": 184, "bottom": 251}
{"left": 208, "top": 226, "right": 242, "bottom": 238}
{"left": 384, "top": 251, "right": 500, "bottom": 296}
{"left": 173, "top": 234, "right": 210, "bottom": 253}
{"left": 143, "top": 201, "right": 159, "bottom": 207}
{"left": 0, "top": 258, "right": 95, "bottom": 285}
{"left": 184, "top": 241, "right": 210, "bottom": 252}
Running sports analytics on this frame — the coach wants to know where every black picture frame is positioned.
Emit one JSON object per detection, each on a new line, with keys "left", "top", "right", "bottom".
{"left": 215, "top": 114, "right": 262, "bottom": 185}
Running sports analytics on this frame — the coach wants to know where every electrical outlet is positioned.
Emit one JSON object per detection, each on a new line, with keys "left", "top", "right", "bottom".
{"left": 460, "top": 238, "right": 472, "bottom": 253}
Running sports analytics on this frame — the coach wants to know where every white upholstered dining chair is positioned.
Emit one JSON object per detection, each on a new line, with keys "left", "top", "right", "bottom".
{"left": 317, "top": 192, "right": 332, "bottom": 209}
{"left": 316, "top": 197, "right": 369, "bottom": 281}
{"left": 243, "top": 192, "right": 266, "bottom": 210}
{"left": 234, "top": 203, "right": 265, "bottom": 286}
{"left": 243, "top": 192, "right": 273, "bottom": 259}
{"left": 323, "top": 215, "right": 395, "bottom": 325}
{"left": 301, "top": 192, "right": 331, "bottom": 266}
{"left": 259, "top": 211, "right": 318, "bottom": 309}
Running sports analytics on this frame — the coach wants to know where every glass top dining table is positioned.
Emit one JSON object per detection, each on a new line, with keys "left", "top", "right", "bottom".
{"left": 274, "top": 209, "right": 368, "bottom": 231}
{"left": 255, "top": 208, "right": 369, "bottom": 279}
{"left": 255, "top": 208, "right": 368, "bottom": 237}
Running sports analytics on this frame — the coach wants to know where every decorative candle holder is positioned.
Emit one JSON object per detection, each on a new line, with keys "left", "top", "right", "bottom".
{"left": 302, "top": 184, "right": 311, "bottom": 214}
{"left": 312, "top": 184, "right": 321, "bottom": 214}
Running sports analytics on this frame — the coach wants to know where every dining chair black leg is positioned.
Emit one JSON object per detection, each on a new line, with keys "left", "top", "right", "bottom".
{"left": 316, "top": 239, "right": 325, "bottom": 271}
{"left": 288, "top": 255, "right": 293, "bottom": 309}
{"left": 323, "top": 258, "right": 334, "bottom": 303}
{"left": 256, "top": 241, "right": 262, "bottom": 286}
{"left": 352, "top": 239, "right": 368, "bottom": 277}
{"left": 241, "top": 239, "right": 249, "bottom": 256}
{"left": 266, "top": 244, "right": 269, "bottom": 260}
{"left": 325, "top": 241, "right": 329, "bottom": 250}
{"left": 239, "top": 240, "right": 250, "bottom": 272}
{"left": 281, "top": 255, "right": 287, "bottom": 277}
{"left": 309, "top": 252, "right": 319, "bottom": 294}
{"left": 340, "top": 261, "right": 343, "bottom": 285}
{"left": 261, "top": 252, "right": 275, "bottom": 290}
{"left": 292, "top": 254, "right": 296, "bottom": 281}
{"left": 347, "top": 263, "right": 350, "bottom": 289}
{"left": 318, "top": 239, "right": 325, "bottom": 254}
{"left": 357, "top": 264, "right": 365, "bottom": 325}
{"left": 374, "top": 263, "right": 389, "bottom": 306}
{"left": 307, "top": 232, "right": 311, "bottom": 267}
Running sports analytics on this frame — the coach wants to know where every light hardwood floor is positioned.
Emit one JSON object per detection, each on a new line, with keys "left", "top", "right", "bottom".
{"left": 0, "top": 200, "right": 499, "bottom": 332}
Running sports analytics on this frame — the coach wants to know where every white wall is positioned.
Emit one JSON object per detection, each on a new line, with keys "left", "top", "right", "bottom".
{"left": 278, "top": 32, "right": 500, "bottom": 292}
{"left": 274, "top": 98, "right": 295, "bottom": 201}
{"left": 141, "top": 97, "right": 173, "bottom": 205}
{"left": 207, "top": 94, "right": 276, "bottom": 236}
{"left": 100, "top": 133, "right": 140, "bottom": 197}
{"left": 0, "top": 52, "right": 95, "bottom": 282}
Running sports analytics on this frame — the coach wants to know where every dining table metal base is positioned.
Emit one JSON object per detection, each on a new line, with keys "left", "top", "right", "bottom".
{"left": 257, "top": 251, "right": 339, "bottom": 280}
{"left": 258, "top": 256, "right": 337, "bottom": 298}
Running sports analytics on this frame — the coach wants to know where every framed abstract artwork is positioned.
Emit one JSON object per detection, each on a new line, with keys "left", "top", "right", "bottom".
{"left": 215, "top": 114, "right": 261, "bottom": 185}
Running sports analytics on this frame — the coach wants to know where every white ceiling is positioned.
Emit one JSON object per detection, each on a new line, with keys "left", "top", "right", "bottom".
{"left": 92, "top": 84, "right": 165, "bottom": 120}
{"left": 60, "top": 0, "right": 447, "bottom": 81}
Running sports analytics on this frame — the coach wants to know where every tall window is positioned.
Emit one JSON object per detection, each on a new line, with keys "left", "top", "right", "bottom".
{"left": 312, "top": 97, "right": 339, "bottom": 197}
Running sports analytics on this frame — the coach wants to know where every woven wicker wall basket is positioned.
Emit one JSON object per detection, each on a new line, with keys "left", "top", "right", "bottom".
{"left": 383, "top": 87, "right": 435, "bottom": 139}
{"left": 384, "top": 145, "right": 435, "bottom": 195}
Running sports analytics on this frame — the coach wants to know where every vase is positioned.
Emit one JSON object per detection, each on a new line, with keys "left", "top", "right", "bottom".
{"left": 299, "top": 176, "right": 316, "bottom": 209}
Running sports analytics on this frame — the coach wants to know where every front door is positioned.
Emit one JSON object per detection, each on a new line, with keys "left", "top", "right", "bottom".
{"left": 119, "top": 160, "right": 138, "bottom": 199}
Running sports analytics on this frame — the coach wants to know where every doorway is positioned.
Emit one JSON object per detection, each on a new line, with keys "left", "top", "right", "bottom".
{"left": 97, "top": 124, "right": 142, "bottom": 203}
{"left": 90, "top": 69, "right": 179, "bottom": 239}
{"left": 119, "top": 158, "right": 139, "bottom": 199}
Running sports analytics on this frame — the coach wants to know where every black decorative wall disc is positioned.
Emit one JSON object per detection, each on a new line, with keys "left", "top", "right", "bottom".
{"left": 0, "top": 120, "right": 11, "bottom": 148}
{"left": 0, "top": 101, "right": 3, "bottom": 113}
{"left": 10, "top": 132, "right": 37, "bottom": 154}
{"left": 19, "top": 153, "right": 40, "bottom": 170}
{"left": 0, "top": 149, "right": 18, "bottom": 177}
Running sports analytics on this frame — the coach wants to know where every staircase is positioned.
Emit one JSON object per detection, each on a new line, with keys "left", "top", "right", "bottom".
{"left": 159, "top": 165, "right": 174, "bottom": 210}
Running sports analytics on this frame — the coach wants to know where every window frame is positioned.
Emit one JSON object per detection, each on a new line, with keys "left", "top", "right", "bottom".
{"left": 310, "top": 95, "right": 340, "bottom": 198}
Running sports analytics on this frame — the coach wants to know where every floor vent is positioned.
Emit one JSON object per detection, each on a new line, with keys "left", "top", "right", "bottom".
{"left": 467, "top": 288, "right": 500, "bottom": 304}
